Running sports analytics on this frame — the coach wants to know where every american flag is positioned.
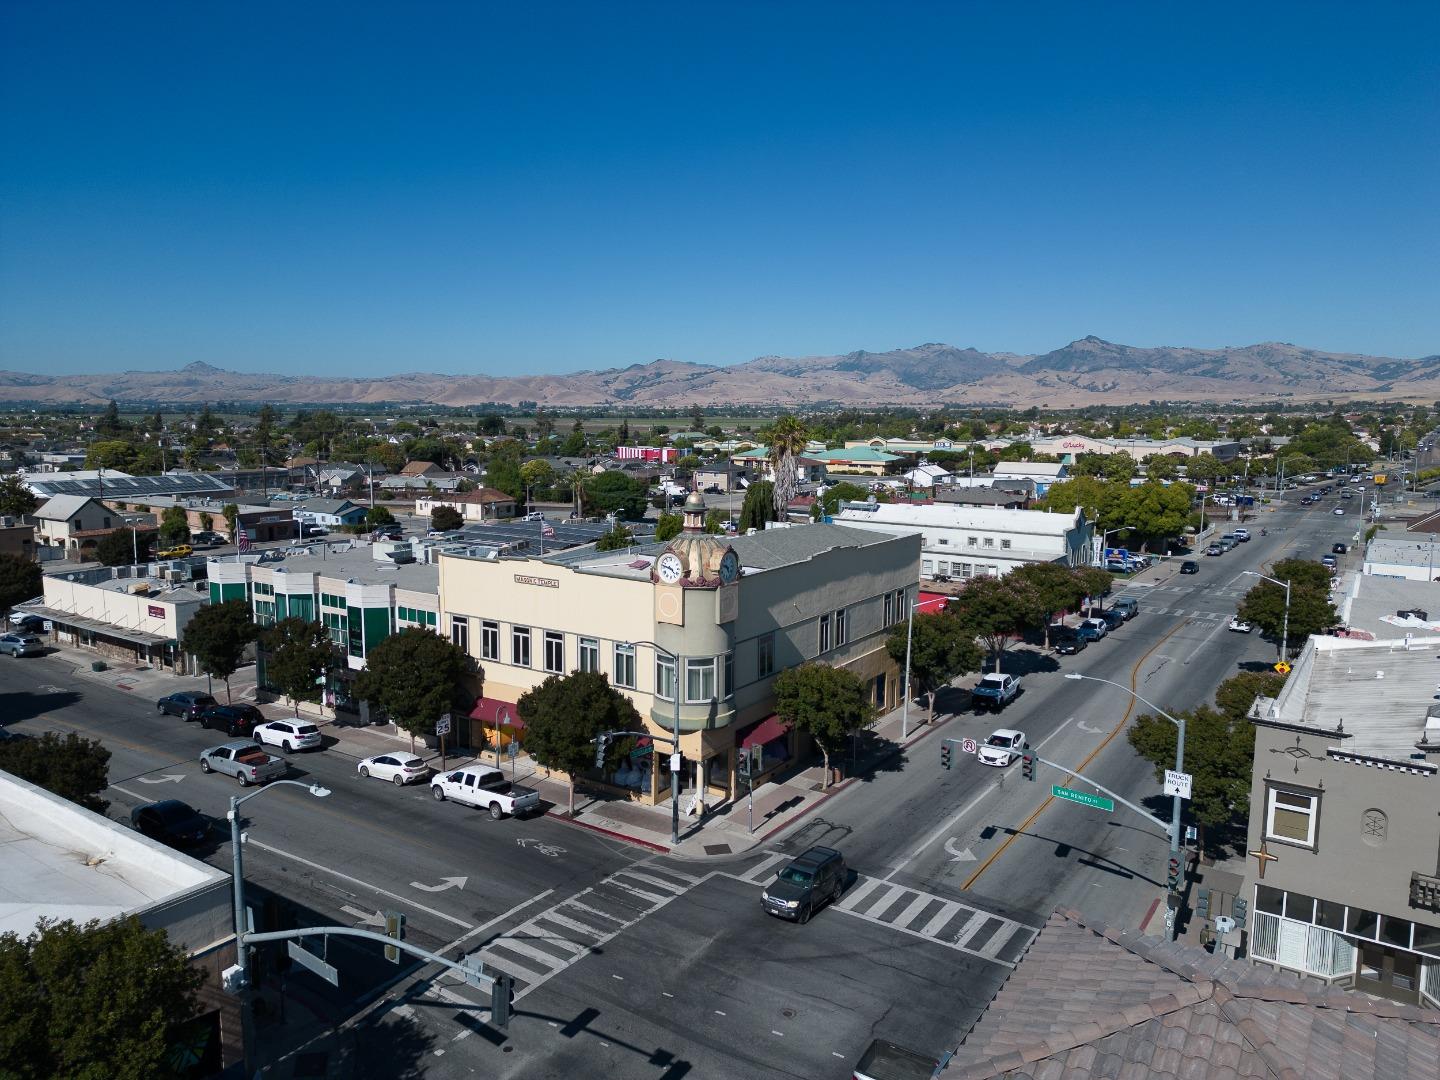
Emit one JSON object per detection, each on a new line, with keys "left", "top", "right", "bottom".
{"left": 236, "top": 531, "right": 251, "bottom": 552}
{"left": 541, "top": 523, "right": 556, "bottom": 539}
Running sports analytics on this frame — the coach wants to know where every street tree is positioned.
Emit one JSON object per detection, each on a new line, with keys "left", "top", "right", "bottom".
{"left": 365, "top": 505, "right": 396, "bottom": 528}
{"left": 580, "top": 471, "right": 648, "bottom": 520}
{"left": 518, "top": 670, "right": 642, "bottom": 815}
{"left": 1184, "top": 453, "right": 1224, "bottom": 486}
{"left": 0, "top": 553, "right": 42, "bottom": 614}
{"left": 519, "top": 458, "right": 554, "bottom": 498}
{"left": 95, "top": 527, "right": 154, "bottom": 567}
{"left": 158, "top": 506, "right": 190, "bottom": 546}
{"left": 885, "top": 612, "right": 984, "bottom": 721}
{"left": 703, "top": 509, "right": 724, "bottom": 534}
{"left": 1010, "top": 562, "right": 1087, "bottom": 647}
{"left": 1236, "top": 558, "right": 1336, "bottom": 654}
{"left": 355, "top": 628, "right": 479, "bottom": 754}
{"left": 1144, "top": 454, "right": 1178, "bottom": 481}
{"left": 739, "top": 481, "right": 777, "bottom": 531}
{"left": 260, "top": 617, "right": 335, "bottom": 716}
{"left": 654, "top": 512, "right": 683, "bottom": 542}
{"left": 819, "top": 481, "right": 869, "bottom": 516}
{"left": 773, "top": 662, "right": 875, "bottom": 787}
{"left": 1119, "top": 480, "right": 1194, "bottom": 552}
{"left": 429, "top": 504, "right": 463, "bottom": 533}
{"left": 0, "top": 731, "right": 111, "bottom": 813}
{"left": 0, "top": 915, "right": 205, "bottom": 1080}
{"left": 1037, "top": 475, "right": 1128, "bottom": 533}
{"left": 0, "top": 474, "right": 37, "bottom": 518}
{"left": 182, "top": 600, "right": 257, "bottom": 702}
{"left": 221, "top": 503, "right": 239, "bottom": 540}
{"left": 1072, "top": 565, "right": 1115, "bottom": 611}
{"left": 949, "top": 575, "right": 1044, "bottom": 672}
{"left": 765, "top": 415, "right": 809, "bottom": 519}
{"left": 85, "top": 440, "right": 138, "bottom": 471}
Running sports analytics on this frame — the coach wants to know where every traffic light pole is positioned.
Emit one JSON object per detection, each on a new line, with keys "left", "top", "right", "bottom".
{"left": 1019, "top": 751, "right": 1175, "bottom": 840}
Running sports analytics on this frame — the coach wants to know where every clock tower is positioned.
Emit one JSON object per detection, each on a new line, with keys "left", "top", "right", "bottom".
{"left": 650, "top": 492, "right": 738, "bottom": 589}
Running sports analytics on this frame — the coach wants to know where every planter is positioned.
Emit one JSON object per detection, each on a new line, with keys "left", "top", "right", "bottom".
{"left": 90, "top": 660, "right": 107, "bottom": 672}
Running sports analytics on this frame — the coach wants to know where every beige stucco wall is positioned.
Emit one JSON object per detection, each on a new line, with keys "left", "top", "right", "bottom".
{"left": 42, "top": 575, "right": 202, "bottom": 644}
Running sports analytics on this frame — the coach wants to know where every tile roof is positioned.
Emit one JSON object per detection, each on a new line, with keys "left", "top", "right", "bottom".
{"left": 949, "top": 909, "right": 1440, "bottom": 1080}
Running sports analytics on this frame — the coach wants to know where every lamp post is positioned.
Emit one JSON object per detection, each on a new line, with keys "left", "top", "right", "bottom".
{"left": 624, "top": 639, "right": 683, "bottom": 847}
{"left": 1095, "top": 524, "right": 1137, "bottom": 568}
{"left": 1063, "top": 672, "right": 1185, "bottom": 939}
{"left": 1242, "top": 569, "right": 1291, "bottom": 660}
{"left": 228, "top": 779, "right": 330, "bottom": 1073}
{"left": 900, "top": 579, "right": 933, "bottom": 740}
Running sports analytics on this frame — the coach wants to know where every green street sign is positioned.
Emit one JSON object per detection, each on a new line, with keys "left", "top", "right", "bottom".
{"left": 1051, "top": 785, "right": 1114, "bottom": 813}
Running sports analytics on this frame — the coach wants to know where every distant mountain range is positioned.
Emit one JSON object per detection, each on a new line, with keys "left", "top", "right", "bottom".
{"left": 3, "top": 338, "right": 1438, "bottom": 409}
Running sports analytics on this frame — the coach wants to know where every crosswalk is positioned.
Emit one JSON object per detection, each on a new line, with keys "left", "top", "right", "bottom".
{"left": 729, "top": 853, "right": 1035, "bottom": 967}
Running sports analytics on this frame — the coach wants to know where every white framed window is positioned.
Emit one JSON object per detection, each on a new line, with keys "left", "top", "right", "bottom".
{"left": 757, "top": 633, "right": 776, "bottom": 677}
{"left": 511, "top": 625, "right": 531, "bottom": 668}
{"left": 1266, "top": 785, "right": 1319, "bottom": 848}
{"left": 480, "top": 620, "right": 500, "bottom": 661}
{"left": 450, "top": 616, "right": 469, "bottom": 654}
{"left": 543, "top": 630, "right": 564, "bottom": 673}
{"left": 613, "top": 643, "right": 636, "bottom": 688}
{"left": 819, "top": 613, "right": 832, "bottom": 653}
{"left": 656, "top": 654, "right": 677, "bottom": 700}
{"left": 579, "top": 636, "right": 600, "bottom": 673}
{"left": 938, "top": 538, "right": 949, "bottom": 546}
{"left": 884, "top": 592, "right": 894, "bottom": 626}
{"left": 1001, "top": 538, "right": 1011, "bottom": 549}
{"left": 984, "top": 537, "right": 995, "bottom": 548}
{"left": 685, "top": 658, "right": 717, "bottom": 703}
{"left": 967, "top": 536, "right": 978, "bottom": 547}
{"left": 834, "top": 607, "right": 848, "bottom": 647}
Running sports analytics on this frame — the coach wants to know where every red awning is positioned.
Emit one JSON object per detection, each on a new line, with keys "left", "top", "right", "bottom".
{"left": 917, "top": 591, "right": 950, "bottom": 614}
{"left": 739, "top": 715, "right": 791, "bottom": 749}
{"left": 469, "top": 696, "right": 525, "bottom": 730}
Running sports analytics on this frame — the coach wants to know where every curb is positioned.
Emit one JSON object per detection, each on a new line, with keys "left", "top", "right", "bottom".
{"left": 545, "top": 810, "right": 671, "bottom": 854}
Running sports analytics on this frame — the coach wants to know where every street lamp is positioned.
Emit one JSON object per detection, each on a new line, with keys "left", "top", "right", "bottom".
{"left": 1241, "top": 570, "right": 1291, "bottom": 660}
{"left": 1064, "top": 672, "right": 1185, "bottom": 940}
{"left": 1095, "top": 524, "right": 1137, "bottom": 568}
{"left": 624, "top": 639, "right": 683, "bottom": 847}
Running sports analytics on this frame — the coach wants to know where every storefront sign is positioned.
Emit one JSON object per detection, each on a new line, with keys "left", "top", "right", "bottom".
{"left": 1062, "top": 439, "right": 1090, "bottom": 450}
{"left": 147, "top": 604, "right": 165, "bottom": 618}
{"left": 513, "top": 574, "right": 559, "bottom": 589}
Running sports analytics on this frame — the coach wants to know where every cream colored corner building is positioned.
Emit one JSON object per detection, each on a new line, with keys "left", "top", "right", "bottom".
{"left": 437, "top": 495, "right": 921, "bottom": 808}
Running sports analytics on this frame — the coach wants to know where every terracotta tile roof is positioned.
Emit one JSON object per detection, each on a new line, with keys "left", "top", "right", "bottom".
{"left": 949, "top": 909, "right": 1440, "bottom": 1080}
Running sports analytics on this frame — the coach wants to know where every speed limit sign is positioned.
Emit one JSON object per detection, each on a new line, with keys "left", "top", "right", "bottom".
{"left": 961, "top": 738, "right": 978, "bottom": 755}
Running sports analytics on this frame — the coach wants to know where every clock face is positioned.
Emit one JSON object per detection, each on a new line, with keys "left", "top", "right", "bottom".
{"left": 656, "top": 552, "right": 684, "bottom": 584}
{"left": 719, "top": 549, "right": 739, "bottom": 584}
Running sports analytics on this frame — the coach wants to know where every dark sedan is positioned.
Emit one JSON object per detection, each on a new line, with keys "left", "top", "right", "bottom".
{"left": 196, "top": 703, "right": 264, "bottom": 736}
{"left": 130, "top": 800, "right": 210, "bottom": 847}
{"left": 156, "top": 692, "right": 219, "bottom": 720}
{"left": 1053, "top": 630, "right": 1087, "bottom": 655}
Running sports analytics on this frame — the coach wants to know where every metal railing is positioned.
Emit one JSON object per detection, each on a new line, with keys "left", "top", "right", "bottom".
{"left": 1250, "top": 910, "right": 1356, "bottom": 979}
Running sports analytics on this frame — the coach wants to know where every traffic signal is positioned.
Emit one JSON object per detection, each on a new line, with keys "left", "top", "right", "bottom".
{"left": 1167, "top": 855, "right": 1182, "bottom": 891}
{"left": 1021, "top": 754, "right": 1035, "bottom": 782}
{"left": 384, "top": 910, "right": 405, "bottom": 964}
{"left": 594, "top": 732, "right": 611, "bottom": 769}
{"left": 940, "top": 742, "right": 952, "bottom": 770}
{"left": 490, "top": 971, "right": 514, "bottom": 1028}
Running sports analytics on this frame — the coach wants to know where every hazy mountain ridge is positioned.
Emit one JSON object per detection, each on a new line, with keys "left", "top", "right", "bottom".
{"left": 2, "top": 338, "right": 1437, "bottom": 408}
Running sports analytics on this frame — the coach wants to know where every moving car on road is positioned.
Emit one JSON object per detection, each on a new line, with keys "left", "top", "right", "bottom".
{"left": 978, "top": 728, "right": 1028, "bottom": 767}
{"left": 196, "top": 703, "right": 264, "bottom": 737}
{"left": 760, "top": 846, "right": 847, "bottom": 924}
{"left": 1179, "top": 560, "right": 1199, "bottom": 574}
{"left": 358, "top": 752, "right": 430, "bottom": 786}
{"left": 253, "top": 719, "right": 323, "bottom": 752}
{"left": 199, "top": 741, "right": 288, "bottom": 786}
{"left": 1333, "top": 507, "right": 1345, "bottom": 515}
{"left": 1233, "top": 528, "right": 1250, "bottom": 542}
{"left": 130, "top": 799, "right": 210, "bottom": 847}
{"left": 1228, "top": 617, "right": 1253, "bottom": 633}
{"left": 430, "top": 765, "right": 540, "bottom": 818}
{"left": 157, "top": 691, "right": 219, "bottom": 720}
{"left": 971, "top": 672, "right": 1020, "bottom": 711}
{"left": 1111, "top": 597, "right": 1140, "bottom": 620}
{"left": 0, "top": 633, "right": 44, "bottom": 657}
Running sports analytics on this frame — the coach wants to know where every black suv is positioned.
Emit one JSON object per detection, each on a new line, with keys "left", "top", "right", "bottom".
{"left": 157, "top": 691, "right": 219, "bottom": 720}
{"left": 196, "top": 703, "right": 264, "bottom": 736}
{"left": 760, "top": 846, "right": 847, "bottom": 924}
{"left": 130, "top": 799, "right": 210, "bottom": 847}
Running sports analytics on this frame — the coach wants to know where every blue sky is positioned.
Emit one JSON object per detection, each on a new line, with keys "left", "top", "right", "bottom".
{"left": 2, "top": 2, "right": 1437, "bottom": 376}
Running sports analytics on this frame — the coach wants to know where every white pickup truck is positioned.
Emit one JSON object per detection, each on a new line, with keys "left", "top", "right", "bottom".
{"left": 430, "top": 765, "right": 541, "bottom": 819}
{"left": 199, "top": 740, "right": 288, "bottom": 787}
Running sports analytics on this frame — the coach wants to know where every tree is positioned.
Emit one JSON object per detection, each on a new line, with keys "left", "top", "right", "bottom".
{"left": 0, "top": 474, "right": 37, "bottom": 518}
{"left": 85, "top": 439, "right": 138, "bottom": 471}
{"left": 355, "top": 628, "right": 479, "bottom": 754}
{"left": 182, "top": 600, "right": 257, "bottom": 702}
{"left": 1036, "top": 475, "right": 1128, "bottom": 532}
{"left": 221, "top": 503, "right": 239, "bottom": 540}
{"left": 579, "top": 472, "right": 647, "bottom": 520}
{"left": 654, "top": 512, "right": 683, "bottom": 542}
{"left": 0, "top": 731, "right": 111, "bottom": 813}
{"left": 703, "top": 509, "right": 724, "bottom": 534}
{"left": 739, "top": 481, "right": 777, "bottom": 531}
{"left": 0, "top": 915, "right": 205, "bottom": 1080}
{"left": 765, "top": 415, "right": 809, "bottom": 519}
{"left": 1236, "top": 559, "right": 1337, "bottom": 655}
{"left": 1144, "top": 454, "right": 1178, "bottom": 481}
{"left": 1184, "top": 453, "right": 1224, "bottom": 486}
{"left": 158, "top": 506, "right": 190, "bottom": 546}
{"left": 886, "top": 613, "right": 983, "bottom": 722}
{"left": 950, "top": 575, "right": 1044, "bottom": 671}
{"left": 95, "top": 527, "right": 153, "bottom": 567}
{"left": 1119, "top": 480, "right": 1194, "bottom": 551}
{"left": 1010, "top": 562, "right": 1087, "bottom": 647}
{"left": 594, "top": 525, "right": 635, "bottom": 551}
{"left": 96, "top": 398, "right": 125, "bottom": 435}
{"left": 1072, "top": 565, "right": 1114, "bottom": 610}
{"left": 0, "top": 553, "right": 42, "bottom": 614}
{"left": 773, "top": 662, "right": 875, "bottom": 787}
{"left": 518, "top": 670, "right": 642, "bottom": 815}
{"left": 819, "top": 481, "right": 869, "bottom": 516}
{"left": 430, "top": 504, "right": 464, "bottom": 532}
{"left": 261, "top": 618, "right": 335, "bottom": 716}
{"left": 365, "top": 505, "right": 396, "bottom": 528}
{"left": 520, "top": 459, "right": 554, "bottom": 500}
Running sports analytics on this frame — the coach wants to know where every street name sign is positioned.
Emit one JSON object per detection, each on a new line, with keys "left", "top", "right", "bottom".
{"left": 287, "top": 940, "right": 339, "bottom": 987}
{"left": 1051, "top": 785, "right": 1114, "bottom": 813}
{"left": 1164, "top": 770, "right": 1193, "bottom": 799}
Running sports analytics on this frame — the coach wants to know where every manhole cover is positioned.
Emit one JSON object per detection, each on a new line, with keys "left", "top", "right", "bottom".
{"left": 704, "top": 843, "right": 732, "bottom": 855}
{"left": 781, "top": 1008, "right": 796, "bottom": 1019}
{"left": 503, "top": 1045, "right": 514, "bottom": 1053}
{"left": 293, "top": 1051, "right": 328, "bottom": 1077}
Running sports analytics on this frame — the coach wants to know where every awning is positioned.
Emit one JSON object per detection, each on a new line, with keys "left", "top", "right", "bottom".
{"left": 739, "top": 715, "right": 791, "bottom": 749}
{"left": 917, "top": 591, "right": 950, "bottom": 614}
{"left": 24, "top": 605, "right": 172, "bottom": 648}
{"left": 468, "top": 696, "right": 525, "bottom": 730}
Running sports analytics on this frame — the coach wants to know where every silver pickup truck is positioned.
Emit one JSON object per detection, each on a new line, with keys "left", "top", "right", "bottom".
{"left": 199, "top": 740, "right": 288, "bottom": 787}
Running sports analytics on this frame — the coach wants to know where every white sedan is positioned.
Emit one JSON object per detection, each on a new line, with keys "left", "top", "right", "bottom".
{"left": 1228, "top": 617, "right": 1254, "bottom": 633}
{"left": 253, "top": 719, "right": 323, "bottom": 752}
{"left": 357, "top": 752, "right": 430, "bottom": 786}
{"left": 978, "top": 729, "right": 1027, "bottom": 767}
{"left": 1333, "top": 507, "right": 1344, "bottom": 515}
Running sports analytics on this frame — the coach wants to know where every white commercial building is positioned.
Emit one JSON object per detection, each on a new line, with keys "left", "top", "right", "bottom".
{"left": 1363, "top": 536, "right": 1440, "bottom": 582}
{"left": 835, "top": 502, "right": 1092, "bottom": 581}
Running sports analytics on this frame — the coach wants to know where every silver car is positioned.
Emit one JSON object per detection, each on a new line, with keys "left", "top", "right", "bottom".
{"left": 0, "top": 633, "right": 44, "bottom": 658}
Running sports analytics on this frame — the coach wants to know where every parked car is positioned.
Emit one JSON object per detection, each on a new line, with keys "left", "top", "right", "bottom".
{"left": 196, "top": 703, "right": 264, "bottom": 737}
{"left": 759, "top": 846, "right": 847, "bottom": 924}
{"left": 1233, "top": 528, "right": 1250, "bottom": 542}
{"left": 1321, "top": 554, "right": 1338, "bottom": 570}
{"left": 1077, "top": 617, "right": 1109, "bottom": 641}
{"left": 1053, "top": 628, "right": 1087, "bottom": 655}
{"left": 1220, "top": 534, "right": 1238, "bottom": 547}
{"left": 522, "top": 512, "right": 546, "bottom": 522}
{"left": 1333, "top": 542, "right": 1348, "bottom": 554}
{"left": 190, "top": 531, "right": 225, "bottom": 548}
{"left": 156, "top": 543, "right": 193, "bottom": 559}
{"left": 199, "top": 741, "right": 288, "bottom": 786}
{"left": 430, "top": 765, "right": 540, "bottom": 818}
{"left": 971, "top": 672, "right": 1020, "bottom": 711}
{"left": 130, "top": 799, "right": 210, "bottom": 847}
{"left": 0, "top": 633, "right": 44, "bottom": 658}
{"left": 8, "top": 612, "right": 45, "bottom": 633}
{"left": 371, "top": 524, "right": 404, "bottom": 540}
{"left": 977, "top": 728, "right": 1028, "bottom": 767}
{"left": 358, "top": 752, "right": 430, "bottom": 786}
{"left": 300, "top": 524, "right": 330, "bottom": 538}
{"left": 157, "top": 691, "right": 219, "bottom": 720}
{"left": 1228, "top": 617, "right": 1253, "bottom": 633}
{"left": 253, "top": 719, "right": 323, "bottom": 752}
{"left": 1205, "top": 544, "right": 1222, "bottom": 556}
{"left": 1179, "top": 560, "right": 1199, "bottom": 574}
{"left": 1111, "top": 597, "right": 1140, "bottom": 620}
{"left": 1095, "top": 609, "right": 1125, "bottom": 631}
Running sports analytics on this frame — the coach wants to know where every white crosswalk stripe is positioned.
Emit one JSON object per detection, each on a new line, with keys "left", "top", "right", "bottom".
{"left": 737, "top": 851, "right": 789, "bottom": 883}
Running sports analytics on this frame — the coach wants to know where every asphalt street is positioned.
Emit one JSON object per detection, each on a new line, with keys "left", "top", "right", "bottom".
{"left": 0, "top": 490, "right": 1364, "bottom": 1077}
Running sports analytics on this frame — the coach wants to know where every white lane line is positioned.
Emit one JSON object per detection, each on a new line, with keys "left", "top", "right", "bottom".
{"left": 522, "top": 930, "right": 587, "bottom": 958}
{"left": 739, "top": 852, "right": 787, "bottom": 883}
{"left": 866, "top": 883, "right": 910, "bottom": 920}
{"left": 487, "top": 935, "right": 569, "bottom": 971}
{"left": 951, "top": 910, "right": 987, "bottom": 945}
{"left": 110, "top": 784, "right": 154, "bottom": 802}
{"left": 247, "top": 838, "right": 471, "bottom": 929}
{"left": 611, "top": 974, "right": 624, "bottom": 981}
{"left": 479, "top": 951, "right": 551, "bottom": 984}
{"left": 1184, "top": 612, "right": 1230, "bottom": 663}
{"left": 605, "top": 877, "right": 669, "bottom": 904}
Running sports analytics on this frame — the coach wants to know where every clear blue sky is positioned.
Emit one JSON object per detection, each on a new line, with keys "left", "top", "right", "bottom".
{"left": 2, "top": 1, "right": 1437, "bottom": 376}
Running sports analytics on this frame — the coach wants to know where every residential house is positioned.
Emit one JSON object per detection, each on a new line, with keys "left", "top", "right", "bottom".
{"left": 694, "top": 463, "right": 751, "bottom": 494}
{"left": 415, "top": 488, "right": 517, "bottom": 523}
{"left": 286, "top": 498, "right": 368, "bottom": 529}
{"left": 31, "top": 495, "right": 121, "bottom": 557}
{"left": 992, "top": 460, "right": 1069, "bottom": 497}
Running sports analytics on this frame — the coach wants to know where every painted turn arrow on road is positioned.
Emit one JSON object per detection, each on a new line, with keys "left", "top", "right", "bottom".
{"left": 137, "top": 774, "right": 186, "bottom": 784}
{"left": 409, "top": 876, "right": 468, "bottom": 893}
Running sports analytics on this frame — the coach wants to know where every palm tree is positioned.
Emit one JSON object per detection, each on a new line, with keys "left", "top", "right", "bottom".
{"left": 766, "top": 415, "right": 810, "bottom": 520}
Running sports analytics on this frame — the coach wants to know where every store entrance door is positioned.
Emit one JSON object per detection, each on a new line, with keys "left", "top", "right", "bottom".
{"left": 1356, "top": 943, "right": 1420, "bottom": 1004}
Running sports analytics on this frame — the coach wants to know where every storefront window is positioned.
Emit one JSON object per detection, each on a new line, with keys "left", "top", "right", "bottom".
{"left": 1255, "top": 885, "right": 1284, "bottom": 916}
{"left": 1348, "top": 908, "right": 1379, "bottom": 939}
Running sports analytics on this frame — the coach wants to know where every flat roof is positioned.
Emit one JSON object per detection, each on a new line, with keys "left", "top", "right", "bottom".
{"left": 837, "top": 500, "right": 1082, "bottom": 536}
{"left": 1365, "top": 536, "right": 1440, "bottom": 569}
{"left": 0, "top": 771, "right": 228, "bottom": 937}
{"left": 258, "top": 542, "right": 441, "bottom": 592}
{"left": 1340, "top": 574, "right": 1440, "bottom": 638}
